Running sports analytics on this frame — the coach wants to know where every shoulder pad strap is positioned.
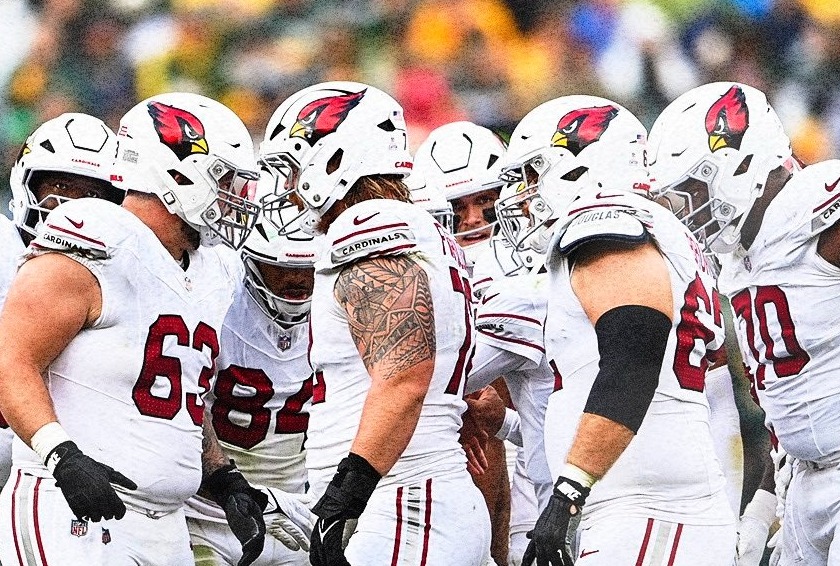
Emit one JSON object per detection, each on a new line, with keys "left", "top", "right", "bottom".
{"left": 29, "top": 207, "right": 109, "bottom": 259}
{"left": 555, "top": 205, "right": 649, "bottom": 256}
{"left": 327, "top": 221, "right": 417, "bottom": 268}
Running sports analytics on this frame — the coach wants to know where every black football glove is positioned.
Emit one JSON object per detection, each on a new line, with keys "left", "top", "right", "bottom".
{"left": 202, "top": 461, "right": 268, "bottom": 566}
{"left": 47, "top": 441, "right": 137, "bottom": 522}
{"left": 310, "top": 453, "right": 381, "bottom": 566}
{"left": 522, "top": 475, "right": 590, "bottom": 566}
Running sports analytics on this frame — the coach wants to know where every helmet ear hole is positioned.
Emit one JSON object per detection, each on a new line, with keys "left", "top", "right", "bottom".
{"left": 377, "top": 119, "right": 397, "bottom": 132}
{"left": 561, "top": 166, "right": 588, "bottom": 181}
{"left": 733, "top": 154, "right": 752, "bottom": 176}
{"left": 168, "top": 170, "right": 194, "bottom": 185}
{"left": 326, "top": 149, "right": 343, "bottom": 174}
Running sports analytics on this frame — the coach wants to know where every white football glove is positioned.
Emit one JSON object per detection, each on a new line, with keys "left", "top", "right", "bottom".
{"left": 766, "top": 525, "right": 783, "bottom": 566}
{"left": 256, "top": 486, "right": 315, "bottom": 552}
{"left": 736, "top": 489, "right": 776, "bottom": 566}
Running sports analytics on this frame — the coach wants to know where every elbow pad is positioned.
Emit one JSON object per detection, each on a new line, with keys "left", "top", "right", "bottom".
{"left": 583, "top": 305, "right": 671, "bottom": 433}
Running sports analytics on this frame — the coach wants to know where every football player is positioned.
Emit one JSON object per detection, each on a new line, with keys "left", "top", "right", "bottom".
{"left": 186, "top": 195, "right": 321, "bottom": 565}
{"left": 0, "top": 94, "right": 266, "bottom": 565}
{"left": 260, "top": 81, "right": 492, "bottom": 566}
{"left": 414, "top": 120, "right": 507, "bottom": 266}
{"left": 413, "top": 120, "right": 513, "bottom": 565}
{"left": 649, "top": 82, "right": 839, "bottom": 566}
{"left": 510, "top": 96, "right": 736, "bottom": 565}
{"left": 0, "top": 113, "right": 125, "bottom": 491}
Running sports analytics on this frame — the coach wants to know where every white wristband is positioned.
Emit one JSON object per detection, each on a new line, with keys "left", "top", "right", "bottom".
{"left": 494, "top": 408, "right": 522, "bottom": 446}
{"left": 561, "top": 463, "right": 597, "bottom": 489}
{"left": 30, "top": 422, "right": 72, "bottom": 470}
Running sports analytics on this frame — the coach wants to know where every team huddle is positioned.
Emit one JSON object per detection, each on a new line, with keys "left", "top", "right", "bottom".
{"left": 0, "top": 79, "right": 834, "bottom": 566}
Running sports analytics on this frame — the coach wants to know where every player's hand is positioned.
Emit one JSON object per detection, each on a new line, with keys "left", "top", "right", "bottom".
{"left": 736, "top": 489, "right": 776, "bottom": 566}
{"left": 767, "top": 527, "right": 783, "bottom": 566}
{"left": 258, "top": 486, "right": 315, "bottom": 551}
{"left": 311, "top": 515, "right": 352, "bottom": 566}
{"left": 461, "top": 386, "right": 506, "bottom": 475}
{"left": 310, "top": 453, "right": 381, "bottom": 566}
{"left": 202, "top": 463, "right": 267, "bottom": 566}
{"left": 459, "top": 403, "right": 489, "bottom": 475}
{"left": 522, "top": 476, "right": 589, "bottom": 566}
{"left": 48, "top": 440, "right": 137, "bottom": 522}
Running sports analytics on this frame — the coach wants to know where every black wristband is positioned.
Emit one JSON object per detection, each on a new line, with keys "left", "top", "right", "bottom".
{"left": 45, "top": 440, "right": 80, "bottom": 475}
{"left": 553, "top": 476, "right": 590, "bottom": 507}
{"left": 313, "top": 452, "right": 382, "bottom": 521}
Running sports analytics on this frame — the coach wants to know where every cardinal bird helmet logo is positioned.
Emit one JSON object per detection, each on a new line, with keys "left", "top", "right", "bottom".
{"left": 705, "top": 86, "right": 749, "bottom": 153}
{"left": 147, "top": 101, "right": 209, "bottom": 160}
{"left": 552, "top": 105, "right": 619, "bottom": 156}
{"left": 16, "top": 143, "right": 31, "bottom": 163}
{"left": 290, "top": 90, "right": 365, "bottom": 145}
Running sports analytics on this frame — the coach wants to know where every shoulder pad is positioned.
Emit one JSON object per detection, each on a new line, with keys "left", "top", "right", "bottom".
{"left": 554, "top": 202, "right": 650, "bottom": 256}
{"left": 320, "top": 201, "right": 419, "bottom": 269}
{"left": 28, "top": 199, "right": 116, "bottom": 259}
{"left": 806, "top": 160, "right": 840, "bottom": 235}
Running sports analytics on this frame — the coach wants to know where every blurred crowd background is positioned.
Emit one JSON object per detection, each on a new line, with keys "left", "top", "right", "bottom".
{"left": 3, "top": 0, "right": 840, "bottom": 217}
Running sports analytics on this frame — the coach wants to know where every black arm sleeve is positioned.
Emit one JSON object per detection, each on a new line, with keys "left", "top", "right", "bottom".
{"left": 583, "top": 305, "right": 671, "bottom": 433}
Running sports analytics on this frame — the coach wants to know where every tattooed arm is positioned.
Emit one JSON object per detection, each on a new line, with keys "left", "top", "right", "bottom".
{"left": 335, "top": 255, "right": 437, "bottom": 475}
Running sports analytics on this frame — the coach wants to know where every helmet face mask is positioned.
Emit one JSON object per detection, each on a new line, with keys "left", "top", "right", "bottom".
{"left": 241, "top": 199, "right": 321, "bottom": 328}
{"left": 112, "top": 93, "right": 260, "bottom": 249}
{"left": 10, "top": 113, "right": 122, "bottom": 237}
{"left": 649, "top": 82, "right": 792, "bottom": 255}
{"left": 260, "top": 82, "right": 413, "bottom": 234}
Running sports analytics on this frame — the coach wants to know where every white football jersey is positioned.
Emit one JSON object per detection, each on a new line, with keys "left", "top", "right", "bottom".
{"left": 718, "top": 160, "right": 840, "bottom": 464}
{"left": 0, "top": 216, "right": 24, "bottom": 487}
{"left": 0, "top": 215, "right": 24, "bottom": 307}
{"left": 12, "top": 198, "right": 238, "bottom": 513}
{"left": 306, "top": 199, "right": 473, "bottom": 498}
{"left": 471, "top": 272, "right": 556, "bottom": 506}
{"left": 543, "top": 190, "right": 732, "bottom": 527}
{"left": 186, "top": 283, "right": 312, "bottom": 521}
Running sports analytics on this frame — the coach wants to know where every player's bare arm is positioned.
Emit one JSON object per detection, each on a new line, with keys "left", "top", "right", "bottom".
{"left": 0, "top": 253, "right": 101, "bottom": 443}
{"left": 200, "top": 409, "right": 229, "bottom": 478}
{"left": 567, "top": 239, "right": 673, "bottom": 479}
{"left": 335, "top": 255, "right": 436, "bottom": 475}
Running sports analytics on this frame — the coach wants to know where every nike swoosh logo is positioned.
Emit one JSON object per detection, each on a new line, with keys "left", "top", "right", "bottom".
{"left": 353, "top": 212, "right": 380, "bottom": 225}
{"left": 671, "top": 148, "right": 687, "bottom": 157}
{"left": 580, "top": 549, "right": 600, "bottom": 558}
{"left": 318, "top": 519, "right": 340, "bottom": 539}
{"left": 66, "top": 217, "right": 84, "bottom": 229}
{"left": 826, "top": 177, "right": 840, "bottom": 192}
{"left": 595, "top": 192, "right": 623, "bottom": 199}
{"left": 481, "top": 292, "right": 500, "bottom": 304}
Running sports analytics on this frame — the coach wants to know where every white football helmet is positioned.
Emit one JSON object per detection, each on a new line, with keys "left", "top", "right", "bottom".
{"left": 242, "top": 201, "right": 321, "bottom": 328}
{"left": 111, "top": 92, "right": 260, "bottom": 249}
{"left": 10, "top": 113, "right": 122, "bottom": 237}
{"left": 648, "top": 82, "right": 793, "bottom": 254}
{"left": 497, "top": 95, "right": 649, "bottom": 254}
{"left": 406, "top": 171, "right": 455, "bottom": 233}
{"left": 413, "top": 121, "right": 506, "bottom": 255}
{"left": 259, "top": 81, "right": 412, "bottom": 234}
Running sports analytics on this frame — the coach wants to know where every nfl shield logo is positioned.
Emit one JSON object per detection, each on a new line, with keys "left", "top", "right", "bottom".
{"left": 70, "top": 519, "right": 88, "bottom": 537}
{"left": 102, "top": 528, "right": 111, "bottom": 545}
{"left": 277, "top": 333, "right": 292, "bottom": 351}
